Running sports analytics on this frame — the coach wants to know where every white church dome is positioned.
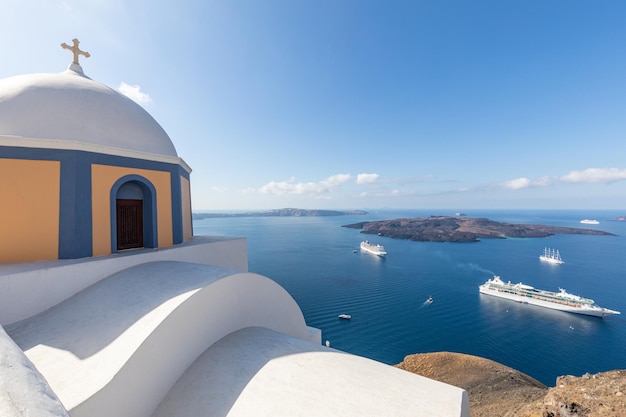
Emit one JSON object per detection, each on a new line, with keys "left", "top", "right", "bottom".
{"left": 0, "top": 66, "right": 177, "bottom": 157}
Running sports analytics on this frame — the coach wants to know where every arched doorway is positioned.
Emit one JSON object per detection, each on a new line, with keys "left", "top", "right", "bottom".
{"left": 110, "top": 175, "right": 158, "bottom": 253}
{"left": 116, "top": 181, "right": 144, "bottom": 249}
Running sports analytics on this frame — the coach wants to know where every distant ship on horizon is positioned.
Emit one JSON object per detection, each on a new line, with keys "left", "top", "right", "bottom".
{"left": 580, "top": 219, "right": 600, "bottom": 225}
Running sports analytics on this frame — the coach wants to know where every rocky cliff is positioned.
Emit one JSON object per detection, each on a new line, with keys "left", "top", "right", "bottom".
{"left": 397, "top": 352, "right": 625, "bottom": 417}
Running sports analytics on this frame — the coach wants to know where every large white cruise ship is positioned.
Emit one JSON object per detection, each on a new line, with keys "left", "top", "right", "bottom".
{"left": 360, "top": 240, "right": 387, "bottom": 256}
{"left": 479, "top": 275, "right": 620, "bottom": 318}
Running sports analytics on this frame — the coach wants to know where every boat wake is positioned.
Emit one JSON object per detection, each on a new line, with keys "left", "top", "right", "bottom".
{"left": 458, "top": 262, "right": 495, "bottom": 276}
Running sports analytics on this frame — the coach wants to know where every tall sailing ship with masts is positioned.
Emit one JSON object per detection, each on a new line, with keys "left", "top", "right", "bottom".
{"left": 539, "top": 247, "right": 563, "bottom": 265}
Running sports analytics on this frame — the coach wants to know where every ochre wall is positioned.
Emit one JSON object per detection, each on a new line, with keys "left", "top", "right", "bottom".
{"left": 0, "top": 159, "right": 60, "bottom": 262}
{"left": 91, "top": 164, "right": 173, "bottom": 256}
{"left": 181, "top": 175, "right": 193, "bottom": 241}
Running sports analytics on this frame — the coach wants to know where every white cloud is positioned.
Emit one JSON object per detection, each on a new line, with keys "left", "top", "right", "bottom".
{"left": 533, "top": 176, "right": 552, "bottom": 187}
{"left": 118, "top": 82, "right": 152, "bottom": 104}
{"left": 492, "top": 176, "right": 553, "bottom": 190}
{"left": 356, "top": 173, "right": 380, "bottom": 184}
{"left": 495, "top": 168, "right": 626, "bottom": 191}
{"left": 259, "top": 180, "right": 322, "bottom": 195}
{"left": 498, "top": 177, "right": 532, "bottom": 190}
{"left": 355, "top": 188, "right": 415, "bottom": 198}
{"left": 209, "top": 186, "right": 227, "bottom": 193}
{"left": 257, "top": 174, "right": 351, "bottom": 197}
{"left": 321, "top": 173, "right": 352, "bottom": 187}
{"left": 559, "top": 168, "right": 626, "bottom": 184}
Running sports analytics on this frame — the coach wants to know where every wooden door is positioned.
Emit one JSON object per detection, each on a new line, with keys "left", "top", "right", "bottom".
{"left": 117, "top": 199, "right": 143, "bottom": 250}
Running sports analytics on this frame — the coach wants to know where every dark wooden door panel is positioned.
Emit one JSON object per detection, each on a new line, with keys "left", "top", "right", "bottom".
{"left": 117, "top": 199, "right": 143, "bottom": 250}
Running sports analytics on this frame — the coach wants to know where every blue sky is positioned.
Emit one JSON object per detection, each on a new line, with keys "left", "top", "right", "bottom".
{"left": 3, "top": 1, "right": 626, "bottom": 211}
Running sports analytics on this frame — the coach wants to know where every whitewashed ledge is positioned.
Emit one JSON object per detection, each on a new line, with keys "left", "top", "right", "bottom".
{"left": 0, "top": 325, "right": 69, "bottom": 417}
{"left": 0, "top": 236, "right": 247, "bottom": 325}
{"left": 154, "top": 326, "right": 471, "bottom": 417}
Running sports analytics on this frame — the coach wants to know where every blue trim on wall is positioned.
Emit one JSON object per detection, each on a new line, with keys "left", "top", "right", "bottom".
{"left": 110, "top": 175, "right": 158, "bottom": 253}
{"left": 1, "top": 146, "right": 188, "bottom": 259}
{"left": 174, "top": 165, "right": 191, "bottom": 242}
{"left": 178, "top": 164, "right": 190, "bottom": 181}
{"left": 170, "top": 169, "right": 183, "bottom": 244}
{"left": 58, "top": 153, "right": 93, "bottom": 258}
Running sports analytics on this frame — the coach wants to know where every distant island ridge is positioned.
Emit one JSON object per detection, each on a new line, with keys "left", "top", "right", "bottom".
{"left": 193, "top": 208, "right": 367, "bottom": 219}
{"left": 342, "top": 216, "right": 616, "bottom": 242}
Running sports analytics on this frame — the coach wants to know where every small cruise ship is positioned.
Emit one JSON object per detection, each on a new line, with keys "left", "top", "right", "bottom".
{"left": 539, "top": 247, "right": 564, "bottom": 265}
{"left": 360, "top": 240, "right": 387, "bottom": 256}
{"left": 479, "top": 275, "right": 620, "bottom": 318}
{"left": 580, "top": 219, "right": 600, "bottom": 225}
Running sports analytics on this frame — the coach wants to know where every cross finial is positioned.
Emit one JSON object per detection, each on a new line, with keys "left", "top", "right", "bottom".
{"left": 61, "top": 38, "right": 90, "bottom": 65}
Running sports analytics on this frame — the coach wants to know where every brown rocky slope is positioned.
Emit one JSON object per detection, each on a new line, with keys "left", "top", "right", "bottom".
{"left": 396, "top": 352, "right": 625, "bottom": 417}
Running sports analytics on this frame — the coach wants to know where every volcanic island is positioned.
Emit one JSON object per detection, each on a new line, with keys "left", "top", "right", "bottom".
{"left": 342, "top": 216, "right": 615, "bottom": 243}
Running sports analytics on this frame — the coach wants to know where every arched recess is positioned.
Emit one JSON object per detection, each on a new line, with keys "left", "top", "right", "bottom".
{"left": 109, "top": 175, "right": 158, "bottom": 253}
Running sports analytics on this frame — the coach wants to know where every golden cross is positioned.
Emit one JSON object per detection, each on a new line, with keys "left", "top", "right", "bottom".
{"left": 61, "top": 38, "right": 90, "bottom": 65}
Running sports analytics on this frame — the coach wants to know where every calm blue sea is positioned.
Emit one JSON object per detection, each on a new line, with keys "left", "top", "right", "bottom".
{"left": 194, "top": 209, "right": 626, "bottom": 386}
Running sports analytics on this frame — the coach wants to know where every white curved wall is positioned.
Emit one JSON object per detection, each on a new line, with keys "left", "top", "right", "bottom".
{"left": 0, "top": 237, "right": 246, "bottom": 325}
{"left": 8, "top": 261, "right": 316, "bottom": 417}
{"left": 0, "top": 325, "right": 69, "bottom": 417}
{"left": 72, "top": 271, "right": 313, "bottom": 417}
{"left": 153, "top": 327, "right": 470, "bottom": 417}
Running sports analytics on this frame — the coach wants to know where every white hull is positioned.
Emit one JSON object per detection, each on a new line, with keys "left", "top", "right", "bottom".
{"left": 360, "top": 241, "right": 387, "bottom": 256}
{"left": 479, "top": 276, "right": 620, "bottom": 318}
{"left": 479, "top": 286, "right": 612, "bottom": 317}
{"left": 580, "top": 219, "right": 599, "bottom": 225}
{"left": 539, "top": 255, "right": 563, "bottom": 265}
{"left": 539, "top": 248, "right": 563, "bottom": 265}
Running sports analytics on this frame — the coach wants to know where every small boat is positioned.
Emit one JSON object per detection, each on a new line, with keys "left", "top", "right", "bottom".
{"left": 352, "top": 249, "right": 358, "bottom": 253}
{"left": 427, "top": 295, "right": 433, "bottom": 303}
{"left": 580, "top": 219, "right": 599, "bottom": 225}
{"left": 539, "top": 247, "right": 564, "bottom": 265}
{"left": 338, "top": 314, "right": 352, "bottom": 320}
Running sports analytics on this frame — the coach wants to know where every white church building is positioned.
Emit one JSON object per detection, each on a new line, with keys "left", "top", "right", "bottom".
{"left": 0, "top": 40, "right": 469, "bottom": 417}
